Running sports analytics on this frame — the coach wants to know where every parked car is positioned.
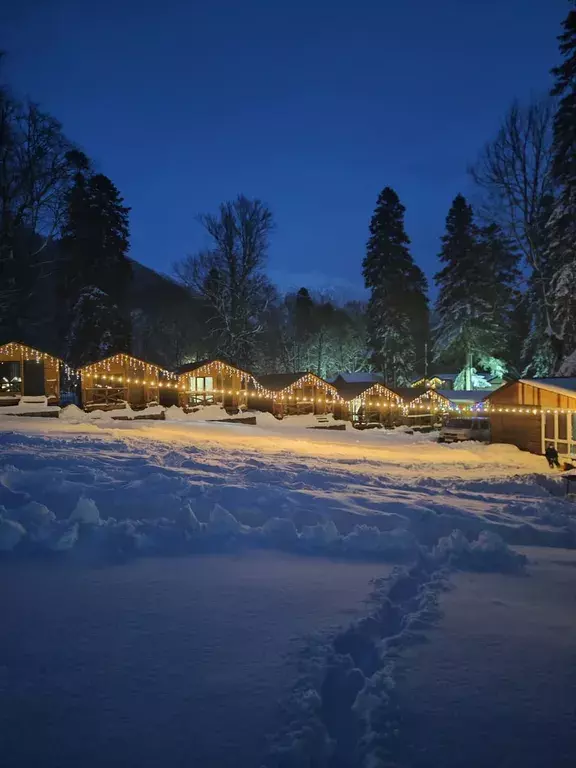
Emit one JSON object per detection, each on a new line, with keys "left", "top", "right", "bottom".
{"left": 439, "top": 416, "right": 490, "bottom": 443}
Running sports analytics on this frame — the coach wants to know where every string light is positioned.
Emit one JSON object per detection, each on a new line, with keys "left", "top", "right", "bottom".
{"left": 7, "top": 344, "right": 575, "bottom": 416}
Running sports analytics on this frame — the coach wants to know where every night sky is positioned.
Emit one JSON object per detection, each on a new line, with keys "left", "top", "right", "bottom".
{"left": 2, "top": 0, "right": 566, "bottom": 300}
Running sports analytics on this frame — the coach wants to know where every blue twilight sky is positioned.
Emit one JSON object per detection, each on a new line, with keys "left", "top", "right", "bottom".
{"left": 2, "top": 0, "right": 567, "bottom": 300}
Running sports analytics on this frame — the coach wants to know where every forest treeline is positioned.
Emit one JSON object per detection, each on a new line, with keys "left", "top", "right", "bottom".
{"left": 0, "top": 6, "right": 574, "bottom": 383}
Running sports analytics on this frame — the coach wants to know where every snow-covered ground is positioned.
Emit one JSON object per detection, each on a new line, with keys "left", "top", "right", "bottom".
{"left": 0, "top": 552, "right": 392, "bottom": 768}
{"left": 395, "top": 546, "right": 576, "bottom": 767}
{"left": 0, "top": 413, "right": 573, "bottom": 553}
{"left": 1, "top": 414, "right": 575, "bottom": 767}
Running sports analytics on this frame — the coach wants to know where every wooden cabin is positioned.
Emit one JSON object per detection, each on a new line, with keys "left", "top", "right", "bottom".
{"left": 411, "top": 373, "right": 458, "bottom": 390}
{"left": 80, "top": 353, "right": 179, "bottom": 410}
{"left": 333, "top": 381, "right": 403, "bottom": 426}
{"left": 485, "top": 378, "right": 576, "bottom": 457}
{"left": 0, "top": 342, "right": 61, "bottom": 405}
{"left": 176, "top": 360, "right": 255, "bottom": 410}
{"left": 392, "top": 386, "right": 452, "bottom": 426}
{"left": 252, "top": 372, "right": 340, "bottom": 417}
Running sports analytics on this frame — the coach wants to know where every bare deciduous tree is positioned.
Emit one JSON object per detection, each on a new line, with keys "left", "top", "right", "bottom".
{"left": 469, "top": 98, "right": 556, "bottom": 321}
{"left": 0, "top": 80, "right": 82, "bottom": 336}
{"left": 174, "top": 195, "right": 275, "bottom": 367}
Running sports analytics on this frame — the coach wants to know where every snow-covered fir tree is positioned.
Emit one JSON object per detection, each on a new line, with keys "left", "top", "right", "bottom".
{"left": 66, "top": 287, "right": 127, "bottom": 367}
{"left": 434, "top": 196, "right": 517, "bottom": 385}
{"left": 547, "top": 4, "right": 576, "bottom": 373}
{"left": 59, "top": 172, "right": 132, "bottom": 365}
{"left": 362, "top": 187, "right": 428, "bottom": 385}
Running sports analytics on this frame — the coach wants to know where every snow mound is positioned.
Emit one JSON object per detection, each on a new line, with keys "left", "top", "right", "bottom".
{"left": 301, "top": 520, "right": 340, "bottom": 548}
{"left": 59, "top": 404, "right": 90, "bottom": 422}
{"left": 261, "top": 517, "right": 299, "bottom": 547}
{"left": 0, "top": 399, "right": 60, "bottom": 415}
{"left": 0, "top": 516, "right": 26, "bottom": 550}
{"left": 169, "top": 404, "right": 229, "bottom": 422}
{"left": 255, "top": 411, "right": 347, "bottom": 429}
{"left": 434, "top": 529, "right": 527, "bottom": 573}
{"left": 344, "top": 525, "right": 416, "bottom": 556}
{"left": 69, "top": 497, "right": 100, "bottom": 525}
{"left": 208, "top": 503, "right": 245, "bottom": 536}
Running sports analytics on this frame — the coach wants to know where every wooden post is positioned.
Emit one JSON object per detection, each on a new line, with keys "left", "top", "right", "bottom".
{"left": 20, "top": 348, "right": 24, "bottom": 397}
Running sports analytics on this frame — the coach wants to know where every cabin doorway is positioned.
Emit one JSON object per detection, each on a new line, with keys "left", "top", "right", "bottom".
{"left": 22, "top": 360, "right": 45, "bottom": 396}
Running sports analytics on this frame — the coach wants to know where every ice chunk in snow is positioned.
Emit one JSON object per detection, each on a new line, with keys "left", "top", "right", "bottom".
{"left": 176, "top": 502, "right": 202, "bottom": 532}
{"left": 301, "top": 520, "right": 340, "bottom": 548}
{"left": 343, "top": 525, "right": 416, "bottom": 556}
{"left": 434, "top": 528, "right": 526, "bottom": 572}
{"left": 261, "top": 517, "right": 299, "bottom": 547}
{"left": 46, "top": 521, "right": 79, "bottom": 551}
{"left": 208, "top": 504, "right": 243, "bottom": 536}
{"left": 0, "top": 517, "right": 26, "bottom": 550}
{"left": 433, "top": 529, "right": 470, "bottom": 559}
{"left": 69, "top": 497, "right": 100, "bottom": 525}
{"left": 10, "top": 500, "right": 55, "bottom": 529}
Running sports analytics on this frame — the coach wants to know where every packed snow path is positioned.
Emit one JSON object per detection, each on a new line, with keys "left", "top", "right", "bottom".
{"left": 0, "top": 416, "right": 573, "bottom": 548}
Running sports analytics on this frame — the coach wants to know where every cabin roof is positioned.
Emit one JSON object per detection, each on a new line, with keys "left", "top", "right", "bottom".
{"left": 518, "top": 377, "right": 576, "bottom": 398}
{"left": 175, "top": 358, "right": 248, "bottom": 375}
{"left": 256, "top": 372, "right": 335, "bottom": 393}
{"left": 331, "top": 372, "right": 382, "bottom": 384}
{"left": 437, "top": 389, "right": 493, "bottom": 404}
{"left": 79, "top": 352, "right": 168, "bottom": 372}
{"left": 335, "top": 381, "right": 400, "bottom": 401}
{"left": 0, "top": 341, "right": 62, "bottom": 363}
{"left": 390, "top": 386, "right": 451, "bottom": 404}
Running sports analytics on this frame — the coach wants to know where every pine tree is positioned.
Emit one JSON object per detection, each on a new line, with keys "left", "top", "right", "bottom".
{"left": 434, "top": 195, "right": 511, "bottom": 385}
{"left": 59, "top": 172, "right": 132, "bottom": 365}
{"left": 362, "top": 187, "right": 428, "bottom": 384}
{"left": 476, "top": 222, "right": 521, "bottom": 352}
{"left": 548, "top": 5, "right": 576, "bottom": 372}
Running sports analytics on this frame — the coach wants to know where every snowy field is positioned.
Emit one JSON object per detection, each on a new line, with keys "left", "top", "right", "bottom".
{"left": 0, "top": 552, "right": 392, "bottom": 768}
{"left": 395, "top": 546, "right": 576, "bottom": 768}
{"left": 0, "top": 412, "right": 574, "bottom": 552}
{"left": 1, "top": 413, "right": 575, "bottom": 766}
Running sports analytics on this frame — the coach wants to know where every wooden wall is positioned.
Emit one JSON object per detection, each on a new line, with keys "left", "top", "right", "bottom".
{"left": 249, "top": 382, "right": 336, "bottom": 416}
{"left": 178, "top": 363, "right": 247, "bottom": 409}
{"left": 334, "top": 397, "right": 402, "bottom": 425}
{"left": 0, "top": 346, "right": 60, "bottom": 403}
{"left": 81, "top": 358, "right": 161, "bottom": 410}
{"left": 489, "top": 412, "right": 542, "bottom": 454}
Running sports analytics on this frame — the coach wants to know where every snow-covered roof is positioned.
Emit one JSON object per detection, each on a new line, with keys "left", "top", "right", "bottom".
{"left": 435, "top": 373, "right": 459, "bottom": 381}
{"left": 439, "top": 390, "right": 493, "bottom": 404}
{"left": 519, "top": 378, "right": 576, "bottom": 398}
{"left": 331, "top": 372, "right": 382, "bottom": 384}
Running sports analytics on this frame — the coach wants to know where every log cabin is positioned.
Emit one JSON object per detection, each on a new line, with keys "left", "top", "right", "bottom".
{"left": 80, "top": 353, "right": 179, "bottom": 410}
{"left": 0, "top": 342, "right": 61, "bottom": 405}
{"left": 391, "top": 386, "right": 452, "bottom": 426}
{"left": 485, "top": 378, "right": 576, "bottom": 458}
{"left": 251, "top": 372, "right": 340, "bottom": 417}
{"left": 333, "top": 381, "right": 403, "bottom": 426}
{"left": 410, "top": 373, "right": 458, "bottom": 390}
{"left": 176, "top": 360, "right": 256, "bottom": 410}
